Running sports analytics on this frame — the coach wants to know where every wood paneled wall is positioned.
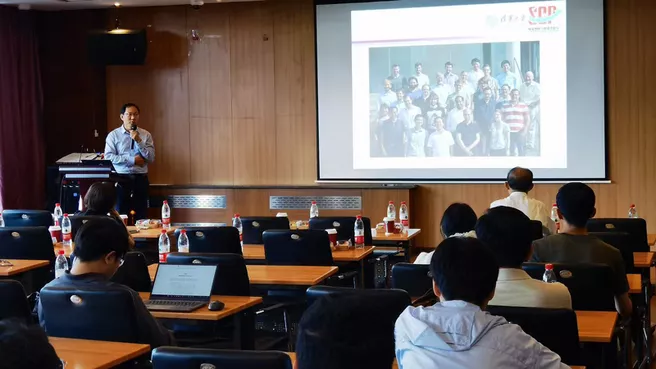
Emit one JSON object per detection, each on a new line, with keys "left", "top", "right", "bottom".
{"left": 99, "top": 0, "right": 655, "bottom": 248}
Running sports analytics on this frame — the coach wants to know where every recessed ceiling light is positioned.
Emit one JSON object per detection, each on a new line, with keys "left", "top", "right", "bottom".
{"left": 114, "top": 2, "right": 121, "bottom": 7}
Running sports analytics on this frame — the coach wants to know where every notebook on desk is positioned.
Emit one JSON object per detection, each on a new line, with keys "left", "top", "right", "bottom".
{"left": 144, "top": 264, "right": 217, "bottom": 312}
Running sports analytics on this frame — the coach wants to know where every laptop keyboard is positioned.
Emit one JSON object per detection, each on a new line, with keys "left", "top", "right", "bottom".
{"left": 145, "top": 300, "right": 201, "bottom": 307}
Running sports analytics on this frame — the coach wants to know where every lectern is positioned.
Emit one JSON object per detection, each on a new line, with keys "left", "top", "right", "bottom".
{"left": 56, "top": 153, "right": 122, "bottom": 213}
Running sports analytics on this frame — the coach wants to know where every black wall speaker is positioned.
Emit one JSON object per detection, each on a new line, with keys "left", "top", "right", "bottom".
{"left": 87, "top": 29, "right": 148, "bottom": 66}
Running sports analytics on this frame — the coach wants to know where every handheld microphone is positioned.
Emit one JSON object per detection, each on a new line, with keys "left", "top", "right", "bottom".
{"left": 130, "top": 124, "right": 137, "bottom": 149}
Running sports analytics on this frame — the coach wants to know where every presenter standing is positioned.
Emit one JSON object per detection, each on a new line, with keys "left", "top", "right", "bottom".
{"left": 104, "top": 103, "right": 155, "bottom": 221}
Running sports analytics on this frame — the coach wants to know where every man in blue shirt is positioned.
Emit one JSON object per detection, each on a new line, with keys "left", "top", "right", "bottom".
{"left": 104, "top": 103, "right": 155, "bottom": 220}
{"left": 496, "top": 60, "right": 519, "bottom": 91}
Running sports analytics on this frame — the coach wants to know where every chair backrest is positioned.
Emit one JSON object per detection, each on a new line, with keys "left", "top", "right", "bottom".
{"left": 588, "top": 231, "right": 636, "bottom": 273}
{"left": 174, "top": 227, "right": 242, "bottom": 255}
{"left": 487, "top": 305, "right": 581, "bottom": 365}
{"left": 2, "top": 210, "right": 53, "bottom": 228}
{"left": 587, "top": 218, "right": 649, "bottom": 253}
{"left": 110, "top": 251, "right": 153, "bottom": 292}
{"left": 306, "top": 285, "right": 411, "bottom": 309}
{"left": 391, "top": 263, "right": 433, "bottom": 299}
{"left": 151, "top": 347, "right": 293, "bottom": 369}
{"left": 39, "top": 286, "right": 140, "bottom": 342}
{"left": 0, "top": 227, "right": 55, "bottom": 290}
{"left": 309, "top": 217, "right": 373, "bottom": 245}
{"left": 529, "top": 220, "right": 544, "bottom": 241}
{"left": 263, "top": 230, "right": 333, "bottom": 266}
{"left": 165, "top": 253, "right": 250, "bottom": 296}
{"left": 0, "top": 280, "right": 31, "bottom": 324}
{"left": 522, "top": 262, "right": 616, "bottom": 311}
{"left": 69, "top": 215, "right": 108, "bottom": 240}
{"left": 241, "top": 217, "right": 290, "bottom": 245}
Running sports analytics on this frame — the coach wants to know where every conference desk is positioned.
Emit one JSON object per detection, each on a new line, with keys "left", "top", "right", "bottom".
{"left": 632, "top": 251, "right": 654, "bottom": 367}
{"left": 648, "top": 234, "right": 656, "bottom": 246}
{"left": 372, "top": 229, "right": 421, "bottom": 261}
{"left": 148, "top": 264, "right": 339, "bottom": 286}
{"left": 54, "top": 226, "right": 177, "bottom": 258}
{"left": 628, "top": 273, "right": 641, "bottom": 294}
{"left": 575, "top": 311, "right": 618, "bottom": 343}
{"left": 0, "top": 259, "right": 49, "bottom": 277}
{"left": 50, "top": 337, "right": 150, "bottom": 369}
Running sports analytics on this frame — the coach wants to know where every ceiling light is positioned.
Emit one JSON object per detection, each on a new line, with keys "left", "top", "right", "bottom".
{"left": 114, "top": 2, "right": 121, "bottom": 7}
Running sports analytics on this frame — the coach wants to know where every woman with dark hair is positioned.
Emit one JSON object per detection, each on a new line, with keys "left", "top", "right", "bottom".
{"left": 414, "top": 203, "right": 477, "bottom": 264}
{"left": 78, "top": 182, "right": 134, "bottom": 246}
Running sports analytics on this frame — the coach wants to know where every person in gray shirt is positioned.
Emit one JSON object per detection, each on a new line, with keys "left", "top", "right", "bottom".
{"left": 531, "top": 183, "right": 632, "bottom": 318}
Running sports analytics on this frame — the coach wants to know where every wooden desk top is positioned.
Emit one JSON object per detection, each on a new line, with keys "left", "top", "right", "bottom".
{"left": 127, "top": 226, "right": 177, "bottom": 240}
{"left": 628, "top": 273, "right": 641, "bottom": 294}
{"left": 649, "top": 234, "right": 656, "bottom": 246}
{"left": 0, "top": 259, "right": 49, "bottom": 277}
{"left": 576, "top": 310, "right": 618, "bottom": 343}
{"left": 242, "top": 245, "right": 375, "bottom": 262}
{"left": 633, "top": 252, "right": 654, "bottom": 268}
{"left": 53, "top": 243, "right": 73, "bottom": 258}
{"left": 138, "top": 292, "right": 261, "bottom": 321}
{"left": 149, "top": 264, "right": 339, "bottom": 286}
{"left": 50, "top": 337, "right": 150, "bottom": 369}
{"left": 373, "top": 229, "right": 421, "bottom": 242}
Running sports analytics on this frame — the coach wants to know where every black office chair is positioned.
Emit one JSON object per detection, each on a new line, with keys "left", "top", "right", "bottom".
{"left": 309, "top": 216, "right": 373, "bottom": 246}
{"left": 0, "top": 227, "right": 55, "bottom": 291}
{"left": 487, "top": 306, "right": 581, "bottom": 365}
{"left": 587, "top": 218, "right": 649, "bottom": 253}
{"left": 39, "top": 286, "right": 140, "bottom": 342}
{"left": 589, "top": 231, "right": 636, "bottom": 273}
{"left": 166, "top": 253, "right": 250, "bottom": 296}
{"left": 174, "top": 227, "right": 242, "bottom": 255}
{"left": 1, "top": 210, "right": 53, "bottom": 228}
{"left": 151, "top": 347, "right": 292, "bottom": 369}
{"left": 241, "top": 217, "right": 290, "bottom": 245}
{"left": 110, "top": 251, "right": 153, "bottom": 292}
{"left": 69, "top": 215, "right": 108, "bottom": 240}
{"left": 391, "top": 263, "right": 434, "bottom": 303}
{"left": 0, "top": 280, "right": 32, "bottom": 324}
{"left": 523, "top": 262, "right": 616, "bottom": 311}
{"left": 263, "top": 229, "right": 333, "bottom": 266}
{"left": 306, "top": 285, "right": 411, "bottom": 309}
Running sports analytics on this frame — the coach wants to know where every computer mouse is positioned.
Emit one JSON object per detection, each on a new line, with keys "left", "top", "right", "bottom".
{"left": 208, "top": 300, "right": 225, "bottom": 311}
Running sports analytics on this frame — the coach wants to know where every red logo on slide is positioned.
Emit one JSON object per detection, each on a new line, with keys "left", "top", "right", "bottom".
{"left": 528, "top": 5, "right": 561, "bottom": 25}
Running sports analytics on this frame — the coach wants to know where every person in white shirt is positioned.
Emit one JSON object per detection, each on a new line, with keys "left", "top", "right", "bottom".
{"left": 398, "top": 95, "right": 422, "bottom": 132}
{"left": 446, "top": 96, "right": 465, "bottom": 132}
{"left": 431, "top": 72, "right": 452, "bottom": 108}
{"left": 414, "top": 203, "right": 477, "bottom": 264}
{"left": 414, "top": 62, "right": 430, "bottom": 89}
{"left": 490, "top": 167, "right": 556, "bottom": 234}
{"left": 459, "top": 71, "right": 476, "bottom": 104}
{"left": 477, "top": 206, "right": 572, "bottom": 309}
{"left": 379, "top": 79, "right": 397, "bottom": 108}
{"left": 519, "top": 71, "right": 541, "bottom": 149}
{"left": 426, "top": 117, "right": 454, "bottom": 157}
{"left": 444, "top": 62, "right": 459, "bottom": 89}
{"left": 446, "top": 80, "right": 470, "bottom": 110}
{"left": 406, "top": 115, "right": 427, "bottom": 157}
{"left": 489, "top": 110, "right": 511, "bottom": 156}
{"left": 469, "top": 58, "right": 485, "bottom": 86}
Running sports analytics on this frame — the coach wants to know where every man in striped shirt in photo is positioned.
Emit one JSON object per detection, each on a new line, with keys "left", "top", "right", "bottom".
{"left": 500, "top": 89, "right": 531, "bottom": 156}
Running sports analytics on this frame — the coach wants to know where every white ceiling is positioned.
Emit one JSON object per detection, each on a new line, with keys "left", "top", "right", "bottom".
{"left": 0, "top": 0, "right": 256, "bottom": 11}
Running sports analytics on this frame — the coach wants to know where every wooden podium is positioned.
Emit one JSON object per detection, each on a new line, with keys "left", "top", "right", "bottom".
{"left": 56, "top": 153, "right": 122, "bottom": 213}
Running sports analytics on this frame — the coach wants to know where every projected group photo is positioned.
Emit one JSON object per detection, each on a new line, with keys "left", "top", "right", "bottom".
{"left": 369, "top": 41, "right": 541, "bottom": 159}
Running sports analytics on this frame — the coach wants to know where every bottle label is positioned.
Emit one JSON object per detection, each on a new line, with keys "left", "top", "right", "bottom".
{"left": 355, "top": 235, "right": 364, "bottom": 245}
{"left": 63, "top": 232, "right": 72, "bottom": 242}
{"left": 402, "top": 220, "right": 409, "bottom": 227}
{"left": 162, "top": 217, "right": 171, "bottom": 225}
{"left": 159, "top": 252, "right": 169, "bottom": 263}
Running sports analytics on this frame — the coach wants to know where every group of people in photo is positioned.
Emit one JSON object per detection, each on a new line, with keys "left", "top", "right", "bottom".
{"left": 372, "top": 58, "right": 541, "bottom": 158}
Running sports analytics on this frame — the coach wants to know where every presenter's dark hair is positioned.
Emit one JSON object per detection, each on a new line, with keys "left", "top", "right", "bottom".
{"left": 430, "top": 237, "right": 498, "bottom": 306}
{"left": 120, "top": 103, "right": 140, "bottom": 114}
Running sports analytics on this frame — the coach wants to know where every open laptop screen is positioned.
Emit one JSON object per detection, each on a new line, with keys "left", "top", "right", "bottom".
{"left": 151, "top": 264, "right": 217, "bottom": 300}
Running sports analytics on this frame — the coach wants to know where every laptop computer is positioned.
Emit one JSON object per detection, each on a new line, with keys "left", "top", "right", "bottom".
{"left": 144, "top": 264, "right": 217, "bottom": 312}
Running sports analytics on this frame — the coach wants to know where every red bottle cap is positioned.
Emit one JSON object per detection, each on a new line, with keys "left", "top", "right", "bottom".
{"left": 180, "top": 229, "right": 187, "bottom": 234}
{"left": 356, "top": 215, "right": 362, "bottom": 219}
{"left": 552, "top": 203, "right": 557, "bottom": 207}
{"left": 63, "top": 213, "right": 68, "bottom": 217}
{"left": 55, "top": 203, "right": 61, "bottom": 207}
{"left": 631, "top": 204, "right": 636, "bottom": 207}
{"left": 389, "top": 201, "right": 394, "bottom": 204}
{"left": 234, "top": 213, "right": 240, "bottom": 217}
{"left": 161, "top": 229, "right": 166, "bottom": 233}
{"left": 401, "top": 201, "right": 406, "bottom": 204}
{"left": 312, "top": 201, "right": 317, "bottom": 204}
{"left": 545, "top": 263, "right": 554, "bottom": 270}
{"left": 58, "top": 250, "right": 65, "bottom": 255}
{"left": 163, "top": 200, "right": 168, "bottom": 204}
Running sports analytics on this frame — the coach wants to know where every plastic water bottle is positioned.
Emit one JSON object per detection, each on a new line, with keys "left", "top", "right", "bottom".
{"left": 387, "top": 201, "right": 396, "bottom": 221}
{"left": 61, "top": 214, "right": 72, "bottom": 247}
{"left": 158, "top": 229, "right": 170, "bottom": 263}
{"left": 399, "top": 201, "right": 409, "bottom": 230}
{"left": 53, "top": 203, "right": 63, "bottom": 226}
{"left": 55, "top": 250, "right": 68, "bottom": 278}
{"left": 0, "top": 213, "right": 4, "bottom": 228}
{"left": 354, "top": 215, "right": 365, "bottom": 249}
{"left": 543, "top": 263, "right": 557, "bottom": 283}
{"left": 628, "top": 204, "right": 638, "bottom": 219}
{"left": 310, "top": 201, "right": 319, "bottom": 219}
{"left": 232, "top": 214, "right": 243, "bottom": 247}
{"left": 161, "top": 200, "right": 171, "bottom": 229}
{"left": 550, "top": 204, "right": 559, "bottom": 233}
{"left": 178, "top": 229, "right": 189, "bottom": 253}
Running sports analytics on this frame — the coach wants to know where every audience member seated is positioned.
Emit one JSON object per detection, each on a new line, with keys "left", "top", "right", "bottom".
{"left": 395, "top": 237, "right": 569, "bottom": 368}
{"left": 0, "top": 319, "right": 61, "bottom": 369}
{"left": 38, "top": 218, "right": 174, "bottom": 347}
{"left": 531, "top": 182, "right": 632, "bottom": 318}
{"left": 490, "top": 167, "right": 556, "bottom": 234}
{"left": 77, "top": 181, "right": 134, "bottom": 247}
{"left": 295, "top": 294, "right": 396, "bottom": 369}
{"left": 477, "top": 206, "right": 571, "bottom": 309}
{"left": 414, "top": 203, "right": 477, "bottom": 264}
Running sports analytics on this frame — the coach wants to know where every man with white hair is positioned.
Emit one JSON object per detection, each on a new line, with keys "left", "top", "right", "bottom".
{"left": 432, "top": 72, "right": 452, "bottom": 108}
{"left": 519, "top": 71, "right": 541, "bottom": 150}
